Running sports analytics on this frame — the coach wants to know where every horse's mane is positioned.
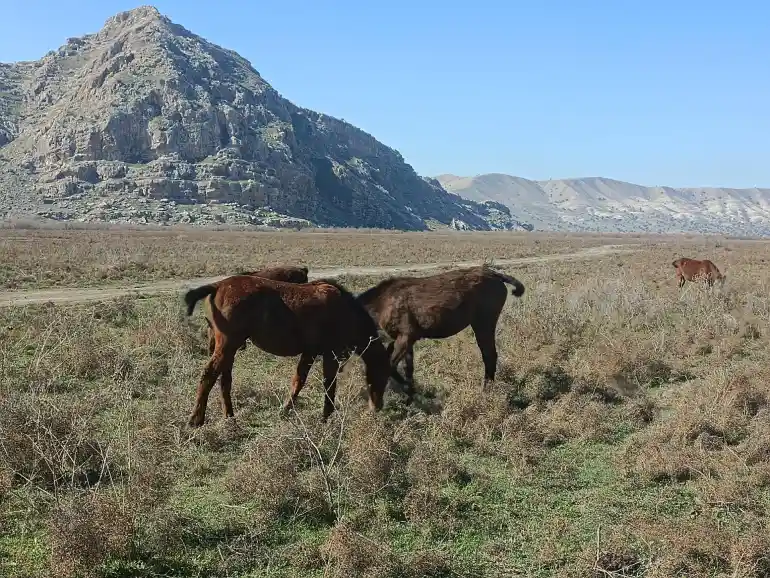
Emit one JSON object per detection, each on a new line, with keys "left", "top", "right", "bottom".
{"left": 356, "top": 277, "right": 402, "bottom": 304}
{"left": 315, "top": 278, "right": 380, "bottom": 337}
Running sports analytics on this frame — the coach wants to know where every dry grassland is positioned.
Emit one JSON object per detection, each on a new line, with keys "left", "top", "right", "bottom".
{"left": 1, "top": 228, "right": 769, "bottom": 577}
{"left": 0, "top": 227, "right": 648, "bottom": 289}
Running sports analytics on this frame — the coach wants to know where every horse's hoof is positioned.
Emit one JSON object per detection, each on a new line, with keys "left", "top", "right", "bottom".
{"left": 187, "top": 416, "right": 204, "bottom": 428}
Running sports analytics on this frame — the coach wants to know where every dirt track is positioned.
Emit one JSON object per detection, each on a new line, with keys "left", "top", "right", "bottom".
{"left": 0, "top": 244, "right": 637, "bottom": 307}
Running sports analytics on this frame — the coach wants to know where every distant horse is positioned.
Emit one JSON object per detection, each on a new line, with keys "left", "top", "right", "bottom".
{"left": 672, "top": 257, "right": 726, "bottom": 288}
{"left": 356, "top": 264, "right": 525, "bottom": 397}
{"left": 184, "top": 275, "right": 390, "bottom": 427}
{"left": 201, "top": 265, "right": 309, "bottom": 354}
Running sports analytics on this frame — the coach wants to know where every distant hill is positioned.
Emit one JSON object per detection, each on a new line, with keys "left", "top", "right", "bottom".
{"left": 437, "top": 173, "right": 770, "bottom": 236}
{"left": 0, "top": 6, "right": 529, "bottom": 231}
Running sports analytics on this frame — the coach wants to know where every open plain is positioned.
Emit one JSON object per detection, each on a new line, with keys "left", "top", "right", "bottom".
{"left": 1, "top": 227, "right": 769, "bottom": 577}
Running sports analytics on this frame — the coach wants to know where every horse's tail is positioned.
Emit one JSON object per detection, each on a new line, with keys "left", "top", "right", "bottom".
{"left": 485, "top": 267, "right": 525, "bottom": 297}
{"left": 184, "top": 284, "right": 218, "bottom": 316}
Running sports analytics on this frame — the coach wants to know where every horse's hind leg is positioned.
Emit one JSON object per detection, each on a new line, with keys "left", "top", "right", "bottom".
{"left": 282, "top": 352, "right": 316, "bottom": 414}
{"left": 321, "top": 352, "right": 341, "bottom": 420}
{"left": 189, "top": 344, "right": 237, "bottom": 428}
{"left": 389, "top": 335, "right": 414, "bottom": 383}
{"left": 385, "top": 340, "right": 405, "bottom": 384}
{"left": 207, "top": 328, "right": 215, "bottom": 355}
{"left": 219, "top": 366, "right": 234, "bottom": 419}
{"left": 401, "top": 344, "right": 416, "bottom": 403}
{"left": 471, "top": 319, "right": 499, "bottom": 388}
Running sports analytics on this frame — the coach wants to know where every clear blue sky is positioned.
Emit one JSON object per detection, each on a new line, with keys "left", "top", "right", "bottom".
{"left": 2, "top": 1, "right": 769, "bottom": 188}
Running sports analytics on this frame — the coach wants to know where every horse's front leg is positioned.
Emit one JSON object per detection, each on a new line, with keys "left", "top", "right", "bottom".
{"left": 281, "top": 352, "right": 316, "bottom": 414}
{"left": 321, "top": 352, "right": 341, "bottom": 420}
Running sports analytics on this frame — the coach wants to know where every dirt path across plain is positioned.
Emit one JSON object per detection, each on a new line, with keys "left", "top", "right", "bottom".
{"left": 0, "top": 244, "right": 638, "bottom": 307}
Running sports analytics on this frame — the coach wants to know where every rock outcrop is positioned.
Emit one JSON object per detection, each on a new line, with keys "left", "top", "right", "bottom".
{"left": 0, "top": 6, "right": 531, "bottom": 231}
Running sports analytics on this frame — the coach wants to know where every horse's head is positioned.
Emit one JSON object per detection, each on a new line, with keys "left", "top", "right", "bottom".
{"left": 359, "top": 336, "right": 390, "bottom": 411}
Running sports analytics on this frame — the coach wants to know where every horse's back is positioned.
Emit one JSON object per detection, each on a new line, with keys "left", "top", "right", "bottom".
{"left": 367, "top": 267, "right": 502, "bottom": 338}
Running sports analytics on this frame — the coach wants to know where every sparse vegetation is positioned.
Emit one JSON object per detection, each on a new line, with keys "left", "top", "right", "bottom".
{"left": 1, "top": 230, "right": 768, "bottom": 577}
{"left": 0, "top": 227, "right": 633, "bottom": 290}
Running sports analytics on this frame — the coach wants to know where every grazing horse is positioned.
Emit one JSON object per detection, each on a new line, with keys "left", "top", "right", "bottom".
{"left": 356, "top": 264, "right": 525, "bottom": 396}
{"left": 184, "top": 275, "right": 390, "bottom": 427}
{"left": 201, "top": 265, "right": 309, "bottom": 354}
{"left": 672, "top": 257, "right": 726, "bottom": 288}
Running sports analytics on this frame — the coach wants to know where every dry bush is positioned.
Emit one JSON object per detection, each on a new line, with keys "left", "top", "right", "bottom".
{"left": 225, "top": 424, "right": 309, "bottom": 509}
{"left": 0, "top": 392, "right": 111, "bottom": 490}
{"left": 342, "top": 412, "right": 396, "bottom": 503}
{"left": 636, "top": 518, "right": 770, "bottom": 578}
{"left": 398, "top": 428, "right": 487, "bottom": 536}
{"left": 439, "top": 381, "right": 513, "bottom": 445}
{"left": 321, "top": 520, "right": 397, "bottom": 578}
{"left": 405, "top": 437, "right": 465, "bottom": 489}
{"left": 397, "top": 549, "right": 460, "bottom": 578}
{"left": 48, "top": 491, "right": 135, "bottom": 578}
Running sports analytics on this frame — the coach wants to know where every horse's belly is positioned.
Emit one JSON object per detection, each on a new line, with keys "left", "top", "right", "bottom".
{"left": 416, "top": 305, "right": 473, "bottom": 339}
{"left": 249, "top": 333, "right": 304, "bottom": 357}
{"left": 423, "top": 327, "right": 467, "bottom": 339}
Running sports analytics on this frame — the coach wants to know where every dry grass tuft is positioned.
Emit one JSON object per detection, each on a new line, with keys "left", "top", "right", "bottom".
{"left": 48, "top": 491, "right": 135, "bottom": 578}
{"left": 622, "top": 366, "right": 770, "bottom": 505}
{"left": 342, "top": 412, "right": 395, "bottom": 503}
{"left": 224, "top": 424, "right": 309, "bottom": 511}
{"left": 635, "top": 518, "right": 770, "bottom": 578}
{"left": 321, "top": 520, "right": 397, "bottom": 577}
{"left": 0, "top": 393, "right": 109, "bottom": 490}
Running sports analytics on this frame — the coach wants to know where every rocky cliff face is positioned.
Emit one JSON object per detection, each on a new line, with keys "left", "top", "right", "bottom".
{"left": 0, "top": 6, "right": 530, "bottom": 231}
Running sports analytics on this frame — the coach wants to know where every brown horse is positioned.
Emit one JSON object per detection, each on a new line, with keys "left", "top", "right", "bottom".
{"left": 356, "top": 264, "right": 525, "bottom": 397}
{"left": 184, "top": 275, "right": 390, "bottom": 427}
{"left": 201, "top": 265, "right": 309, "bottom": 354}
{"left": 672, "top": 257, "right": 726, "bottom": 288}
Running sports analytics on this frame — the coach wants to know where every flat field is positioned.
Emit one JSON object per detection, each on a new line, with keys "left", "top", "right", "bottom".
{"left": 1, "top": 227, "right": 769, "bottom": 578}
{"left": 0, "top": 227, "right": 646, "bottom": 290}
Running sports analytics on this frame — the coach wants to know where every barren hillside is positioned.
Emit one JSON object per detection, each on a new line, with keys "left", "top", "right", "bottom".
{"left": 438, "top": 172, "right": 770, "bottom": 236}
{"left": 0, "top": 6, "right": 527, "bottom": 231}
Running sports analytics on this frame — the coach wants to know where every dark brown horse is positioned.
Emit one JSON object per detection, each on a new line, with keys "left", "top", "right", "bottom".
{"left": 201, "top": 265, "right": 309, "bottom": 354}
{"left": 672, "top": 257, "right": 726, "bottom": 288}
{"left": 184, "top": 275, "right": 390, "bottom": 427}
{"left": 356, "top": 264, "right": 525, "bottom": 396}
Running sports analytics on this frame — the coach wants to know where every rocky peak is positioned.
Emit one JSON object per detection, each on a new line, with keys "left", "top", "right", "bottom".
{"left": 104, "top": 5, "right": 164, "bottom": 26}
{"left": 0, "top": 7, "right": 532, "bottom": 231}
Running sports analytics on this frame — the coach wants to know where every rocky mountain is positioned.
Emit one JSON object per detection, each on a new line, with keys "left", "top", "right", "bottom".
{"left": 0, "top": 7, "right": 529, "bottom": 231}
{"left": 437, "top": 173, "right": 770, "bottom": 236}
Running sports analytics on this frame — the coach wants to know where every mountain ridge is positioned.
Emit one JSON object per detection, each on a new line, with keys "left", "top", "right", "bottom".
{"left": 436, "top": 173, "right": 770, "bottom": 236}
{"left": 0, "top": 6, "right": 528, "bottom": 231}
